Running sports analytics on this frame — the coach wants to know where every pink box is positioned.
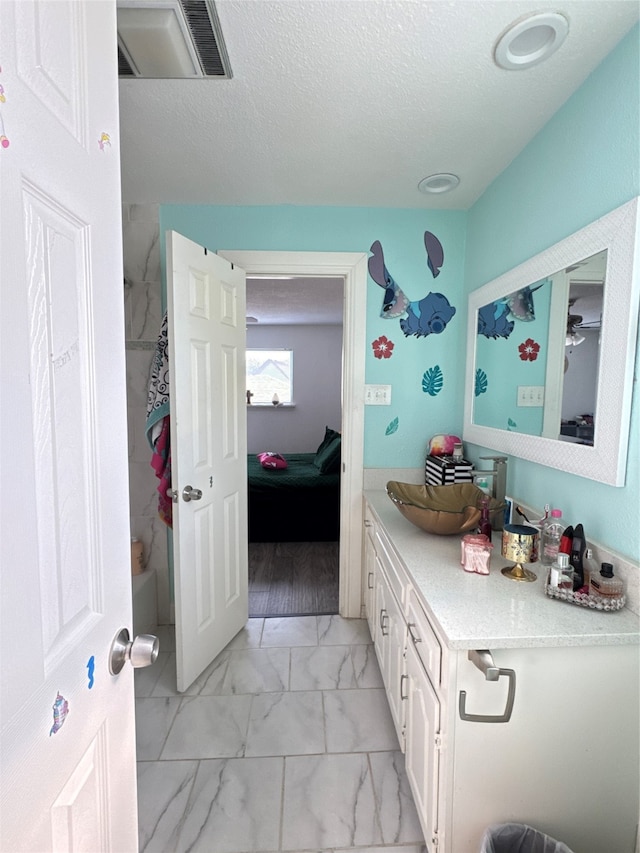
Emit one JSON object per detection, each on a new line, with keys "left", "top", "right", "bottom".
{"left": 461, "top": 533, "right": 493, "bottom": 575}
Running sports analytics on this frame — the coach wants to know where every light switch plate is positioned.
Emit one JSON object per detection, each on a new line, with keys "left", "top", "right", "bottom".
{"left": 364, "top": 384, "right": 392, "bottom": 405}
{"left": 517, "top": 385, "right": 545, "bottom": 407}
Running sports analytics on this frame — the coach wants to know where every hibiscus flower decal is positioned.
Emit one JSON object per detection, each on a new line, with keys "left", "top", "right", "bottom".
{"left": 372, "top": 335, "right": 395, "bottom": 359}
{"left": 518, "top": 338, "right": 540, "bottom": 362}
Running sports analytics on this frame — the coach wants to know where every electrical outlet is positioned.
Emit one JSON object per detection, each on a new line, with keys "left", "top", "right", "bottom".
{"left": 364, "top": 384, "right": 392, "bottom": 405}
{"left": 517, "top": 385, "right": 545, "bottom": 407}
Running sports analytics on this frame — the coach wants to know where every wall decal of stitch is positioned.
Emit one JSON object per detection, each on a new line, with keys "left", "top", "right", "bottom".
{"left": 49, "top": 692, "right": 69, "bottom": 736}
{"left": 507, "top": 417, "right": 517, "bottom": 431}
{"left": 518, "top": 338, "right": 540, "bottom": 361}
{"left": 385, "top": 417, "right": 399, "bottom": 436}
{"left": 475, "top": 368, "right": 488, "bottom": 396}
{"left": 505, "top": 282, "right": 545, "bottom": 321}
{"left": 478, "top": 301, "right": 514, "bottom": 339}
{"left": 371, "top": 335, "right": 395, "bottom": 359}
{"left": 86, "top": 656, "right": 95, "bottom": 689}
{"left": 368, "top": 236, "right": 456, "bottom": 338}
{"left": 98, "top": 132, "right": 111, "bottom": 151}
{"left": 422, "top": 365, "right": 443, "bottom": 396}
{"left": 424, "top": 231, "right": 444, "bottom": 278}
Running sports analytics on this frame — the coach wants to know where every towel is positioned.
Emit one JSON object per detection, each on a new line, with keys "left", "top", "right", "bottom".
{"left": 145, "top": 311, "right": 172, "bottom": 527}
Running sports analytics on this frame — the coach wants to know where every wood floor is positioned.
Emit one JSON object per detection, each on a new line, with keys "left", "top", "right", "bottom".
{"left": 248, "top": 541, "right": 339, "bottom": 617}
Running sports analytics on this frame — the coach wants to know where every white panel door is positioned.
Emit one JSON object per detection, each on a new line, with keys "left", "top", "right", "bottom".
{"left": 0, "top": 2, "right": 137, "bottom": 851}
{"left": 167, "top": 232, "right": 248, "bottom": 693}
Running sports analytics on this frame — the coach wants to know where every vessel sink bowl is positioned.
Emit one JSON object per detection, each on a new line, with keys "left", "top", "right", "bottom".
{"left": 386, "top": 481, "right": 503, "bottom": 536}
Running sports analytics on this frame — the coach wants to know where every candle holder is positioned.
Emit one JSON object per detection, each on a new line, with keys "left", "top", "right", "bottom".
{"left": 501, "top": 523, "right": 539, "bottom": 582}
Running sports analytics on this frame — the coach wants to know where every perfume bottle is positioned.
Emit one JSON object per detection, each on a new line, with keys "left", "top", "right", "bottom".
{"left": 478, "top": 495, "right": 492, "bottom": 539}
{"left": 549, "top": 552, "right": 572, "bottom": 589}
{"left": 590, "top": 562, "right": 625, "bottom": 598}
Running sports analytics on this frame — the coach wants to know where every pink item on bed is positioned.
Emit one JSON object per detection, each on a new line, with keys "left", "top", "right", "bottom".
{"left": 257, "top": 452, "right": 288, "bottom": 470}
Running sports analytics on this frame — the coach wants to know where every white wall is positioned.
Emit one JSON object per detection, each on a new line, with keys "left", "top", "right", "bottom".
{"left": 562, "top": 329, "right": 599, "bottom": 420}
{"left": 246, "top": 324, "right": 343, "bottom": 453}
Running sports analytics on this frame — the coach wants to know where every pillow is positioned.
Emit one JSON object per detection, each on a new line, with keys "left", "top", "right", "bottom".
{"left": 257, "top": 452, "right": 288, "bottom": 470}
{"left": 315, "top": 426, "right": 340, "bottom": 456}
{"left": 313, "top": 434, "right": 341, "bottom": 474}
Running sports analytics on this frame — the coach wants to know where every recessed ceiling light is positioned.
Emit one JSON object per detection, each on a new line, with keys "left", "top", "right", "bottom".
{"left": 494, "top": 12, "right": 569, "bottom": 70}
{"left": 418, "top": 173, "right": 460, "bottom": 194}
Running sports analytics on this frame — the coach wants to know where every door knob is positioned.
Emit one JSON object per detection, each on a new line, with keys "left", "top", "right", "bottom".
{"left": 182, "top": 485, "right": 203, "bottom": 502}
{"left": 109, "top": 628, "right": 159, "bottom": 675}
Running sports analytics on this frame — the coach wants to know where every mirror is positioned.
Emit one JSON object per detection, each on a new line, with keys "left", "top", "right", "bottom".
{"left": 464, "top": 196, "right": 639, "bottom": 486}
{"left": 472, "top": 250, "right": 606, "bottom": 444}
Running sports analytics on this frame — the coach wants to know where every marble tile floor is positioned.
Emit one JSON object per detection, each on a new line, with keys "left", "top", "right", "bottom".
{"left": 136, "top": 617, "right": 426, "bottom": 853}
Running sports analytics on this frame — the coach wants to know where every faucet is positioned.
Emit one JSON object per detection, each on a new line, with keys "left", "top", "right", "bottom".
{"left": 469, "top": 456, "right": 508, "bottom": 527}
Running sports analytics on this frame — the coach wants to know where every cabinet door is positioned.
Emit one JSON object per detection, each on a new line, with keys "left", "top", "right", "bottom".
{"left": 363, "top": 518, "right": 377, "bottom": 641}
{"left": 374, "top": 559, "right": 406, "bottom": 748}
{"left": 404, "top": 638, "right": 441, "bottom": 851}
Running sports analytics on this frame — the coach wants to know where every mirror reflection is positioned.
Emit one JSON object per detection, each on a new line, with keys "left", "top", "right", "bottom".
{"left": 472, "top": 250, "right": 606, "bottom": 444}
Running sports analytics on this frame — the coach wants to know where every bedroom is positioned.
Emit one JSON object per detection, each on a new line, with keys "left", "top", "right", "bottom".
{"left": 244, "top": 276, "right": 344, "bottom": 616}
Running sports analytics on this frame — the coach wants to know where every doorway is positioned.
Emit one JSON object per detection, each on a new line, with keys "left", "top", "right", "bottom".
{"left": 219, "top": 249, "right": 368, "bottom": 622}
{"left": 127, "top": 245, "right": 368, "bottom": 692}
{"left": 245, "top": 282, "right": 343, "bottom": 618}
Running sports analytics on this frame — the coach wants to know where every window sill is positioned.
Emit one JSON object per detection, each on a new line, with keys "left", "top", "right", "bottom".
{"left": 247, "top": 403, "right": 296, "bottom": 409}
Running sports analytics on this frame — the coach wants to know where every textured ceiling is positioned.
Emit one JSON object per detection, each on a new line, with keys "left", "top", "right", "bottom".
{"left": 246, "top": 276, "right": 344, "bottom": 325}
{"left": 118, "top": 0, "right": 639, "bottom": 210}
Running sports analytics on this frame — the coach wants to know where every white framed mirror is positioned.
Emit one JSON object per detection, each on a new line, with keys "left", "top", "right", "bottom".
{"left": 463, "top": 196, "right": 639, "bottom": 486}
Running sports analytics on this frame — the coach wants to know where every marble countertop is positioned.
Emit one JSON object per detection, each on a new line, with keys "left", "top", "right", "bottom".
{"left": 365, "top": 490, "right": 640, "bottom": 650}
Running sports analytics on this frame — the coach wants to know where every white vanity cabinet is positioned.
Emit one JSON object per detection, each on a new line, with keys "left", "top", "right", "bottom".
{"left": 362, "top": 495, "right": 640, "bottom": 853}
{"left": 403, "top": 611, "right": 442, "bottom": 851}
{"left": 372, "top": 523, "right": 407, "bottom": 748}
{"left": 362, "top": 509, "right": 377, "bottom": 642}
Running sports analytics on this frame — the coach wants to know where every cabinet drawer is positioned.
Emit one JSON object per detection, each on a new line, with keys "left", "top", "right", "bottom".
{"left": 407, "top": 589, "right": 442, "bottom": 687}
{"left": 374, "top": 526, "right": 408, "bottom": 607}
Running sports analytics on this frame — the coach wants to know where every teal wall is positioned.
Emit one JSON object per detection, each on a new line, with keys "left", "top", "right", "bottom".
{"left": 159, "top": 207, "right": 467, "bottom": 469}
{"left": 465, "top": 25, "right": 640, "bottom": 560}
{"left": 160, "top": 25, "right": 639, "bottom": 560}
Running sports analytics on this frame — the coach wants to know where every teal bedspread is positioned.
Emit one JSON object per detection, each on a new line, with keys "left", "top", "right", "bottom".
{"left": 247, "top": 453, "right": 340, "bottom": 542}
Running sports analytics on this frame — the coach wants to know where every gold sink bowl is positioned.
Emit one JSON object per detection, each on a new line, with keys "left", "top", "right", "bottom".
{"left": 386, "top": 481, "right": 504, "bottom": 536}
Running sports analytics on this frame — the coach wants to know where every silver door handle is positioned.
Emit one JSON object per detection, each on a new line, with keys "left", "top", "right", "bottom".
{"left": 182, "top": 485, "right": 202, "bottom": 502}
{"left": 109, "top": 628, "right": 159, "bottom": 675}
{"left": 407, "top": 622, "right": 422, "bottom": 644}
{"left": 379, "top": 609, "right": 389, "bottom": 636}
{"left": 400, "top": 673, "right": 408, "bottom": 700}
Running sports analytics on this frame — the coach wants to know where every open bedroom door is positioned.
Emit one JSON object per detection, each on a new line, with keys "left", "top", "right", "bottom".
{"left": 166, "top": 232, "right": 248, "bottom": 693}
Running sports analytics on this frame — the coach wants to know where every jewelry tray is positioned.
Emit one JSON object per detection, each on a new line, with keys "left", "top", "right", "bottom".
{"left": 544, "top": 572, "right": 626, "bottom": 611}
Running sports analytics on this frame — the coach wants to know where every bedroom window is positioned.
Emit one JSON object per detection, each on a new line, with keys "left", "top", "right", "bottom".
{"left": 246, "top": 349, "right": 293, "bottom": 404}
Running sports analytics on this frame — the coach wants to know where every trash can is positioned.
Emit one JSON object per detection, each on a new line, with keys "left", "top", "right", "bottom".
{"left": 480, "top": 823, "right": 575, "bottom": 853}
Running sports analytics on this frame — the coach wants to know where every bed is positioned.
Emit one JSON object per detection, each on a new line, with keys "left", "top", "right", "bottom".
{"left": 247, "top": 430, "right": 341, "bottom": 542}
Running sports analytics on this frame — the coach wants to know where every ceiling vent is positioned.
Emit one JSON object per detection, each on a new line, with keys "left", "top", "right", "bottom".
{"left": 117, "top": 0, "right": 232, "bottom": 79}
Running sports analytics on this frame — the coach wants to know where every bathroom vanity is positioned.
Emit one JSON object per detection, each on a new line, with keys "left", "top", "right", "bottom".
{"left": 363, "top": 491, "right": 640, "bottom": 853}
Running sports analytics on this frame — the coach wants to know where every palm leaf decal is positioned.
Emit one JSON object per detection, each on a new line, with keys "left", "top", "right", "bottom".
{"left": 475, "top": 368, "right": 488, "bottom": 396}
{"left": 422, "top": 365, "right": 443, "bottom": 397}
{"left": 385, "top": 417, "right": 399, "bottom": 436}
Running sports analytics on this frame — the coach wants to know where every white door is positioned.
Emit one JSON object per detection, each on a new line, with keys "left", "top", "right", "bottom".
{"left": 167, "top": 232, "right": 248, "bottom": 693}
{"left": 0, "top": 2, "right": 138, "bottom": 851}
